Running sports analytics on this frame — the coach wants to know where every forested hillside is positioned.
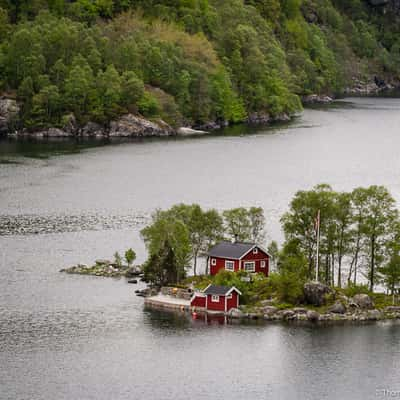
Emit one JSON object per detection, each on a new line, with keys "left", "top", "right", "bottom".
{"left": 1, "top": 0, "right": 400, "bottom": 132}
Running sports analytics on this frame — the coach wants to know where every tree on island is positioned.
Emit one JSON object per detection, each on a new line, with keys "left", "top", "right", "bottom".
{"left": 222, "top": 206, "right": 266, "bottom": 243}
{"left": 143, "top": 239, "right": 184, "bottom": 287}
{"left": 280, "top": 184, "right": 399, "bottom": 292}
{"left": 167, "top": 204, "right": 224, "bottom": 276}
{"left": 141, "top": 211, "right": 192, "bottom": 285}
{"left": 125, "top": 248, "right": 136, "bottom": 268}
{"left": 113, "top": 251, "right": 122, "bottom": 268}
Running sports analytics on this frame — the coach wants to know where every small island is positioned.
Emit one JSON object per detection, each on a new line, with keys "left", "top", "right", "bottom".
{"left": 61, "top": 185, "right": 400, "bottom": 324}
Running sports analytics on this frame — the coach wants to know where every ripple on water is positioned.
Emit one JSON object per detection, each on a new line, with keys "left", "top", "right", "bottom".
{"left": 0, "top": 213, "right": 149, "bottom": 236}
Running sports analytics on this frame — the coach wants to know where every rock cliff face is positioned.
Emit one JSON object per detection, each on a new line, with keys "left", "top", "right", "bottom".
{"left": 0, "top": 98, "right": 19, "bottom": 135}
{"left": 7, "top": 113, "right": 178, "bottom": 138}
{"left": 109, "top": 114, "right": 174, "bottom": 137}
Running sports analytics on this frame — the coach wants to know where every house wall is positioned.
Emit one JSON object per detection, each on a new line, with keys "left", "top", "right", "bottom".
{"left": 241, "top": 248, "right": 269, "bottom": 276}
{"left": 206, "top": 294, "right": 226, "bottom": 311}
{"left": 227, "top": 291, "right": 239, "bottom": 311}
{"left": 190, "top": 295, "right": 206, "bottom": 308}
{"left": 209, "top": 257, "right": 239, "bottom": 275}
{"left": 209, "top": 248, "right": 270, "bottom": 276}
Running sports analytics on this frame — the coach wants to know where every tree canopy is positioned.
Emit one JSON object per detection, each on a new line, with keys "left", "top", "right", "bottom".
{"left": 1, "top": 0, "right": 400, "bottom": 130}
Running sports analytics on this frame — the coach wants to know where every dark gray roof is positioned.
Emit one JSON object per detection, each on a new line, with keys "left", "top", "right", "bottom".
{"left": 203, "top": 285, "right": 233, "bottom": 296}
{"left": 208, "top": 241, "right": 255, "bottom": 259}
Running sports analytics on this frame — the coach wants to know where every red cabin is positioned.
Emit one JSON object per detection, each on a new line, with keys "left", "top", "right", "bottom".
{"left": 207, "top": 241, "right": 270, "bottom": 276}
{"left": 190, "top": 285, "right": 241, "bottom": 313}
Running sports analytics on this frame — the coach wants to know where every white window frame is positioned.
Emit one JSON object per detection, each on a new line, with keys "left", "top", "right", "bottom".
{"left": 244, "top": 261, "right": 255, "bottom": 272}
{"left": 253, "top": 247, "right": 258, "bottom": 254}
{"left": 260, "top": 260, "right": 266, "bottom": 268}
{"left": 227, "top": 294, "right": 232, "bottom": 299}
{"left": 211, "top": 295, "right": 219, "bottom": 302}
{"left": 211, "top": 258, "right": 216, "bottom": 266}
{"left": 225, "top": 260, "right": 235, "bottom": 271}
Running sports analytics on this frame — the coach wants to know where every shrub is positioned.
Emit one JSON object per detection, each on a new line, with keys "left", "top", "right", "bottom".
{"left": 343, "top": 284, "right": 372, "bottom": 298}
{"left": 267, "top": 272, "right": 305, "bottom": 305}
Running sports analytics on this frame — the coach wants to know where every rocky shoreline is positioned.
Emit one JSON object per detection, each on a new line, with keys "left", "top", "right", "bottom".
{"left": 143, "top": 282, "right": 400, "bottom": 324}
{"left": 0, "top": 96, "right": 300, "bottom": 139}
{"left": 60, "top": 259, "right": 143, "bottom": 279}
{"left": 2, "top": 79, "right": 400, "bottom": 139}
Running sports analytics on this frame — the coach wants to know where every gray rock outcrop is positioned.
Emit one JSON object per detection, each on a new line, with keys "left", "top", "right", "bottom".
{"left": 81, "top": 121, "right": 104, "bottom": 137}
{"left": 328, "top": 301, "right": 347, "bottom": 314}
{"left": 352, "top": 294, "right": 374, "bottom": 310}
{"left": 303, "top": 282, "right": 333, "bottom": 306}
{"left": 306, "top": 310, "right": 320, "bottom": 321}
{"left": 109, "top": 114, "right": 174, "bottom": 137}
{"left": 0, "top": 97, "right": 19, "bottom": 134}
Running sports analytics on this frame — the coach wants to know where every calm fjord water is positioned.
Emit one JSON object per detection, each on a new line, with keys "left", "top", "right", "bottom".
{"left": 0, "top": 98, "right": 399, "bottom": 400}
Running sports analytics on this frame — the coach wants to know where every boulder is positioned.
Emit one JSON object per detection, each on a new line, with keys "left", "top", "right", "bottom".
{"left": 0, "top": 97, "right": 19, "bottom": 134}
{"left": 109, "top": 114, "right": 174, "bottom": 137}
{"left": 46, "top": 128, "right": 72, "bottom": 137}
{"left": 62, "top": 113, "right": 78, "bottom": 135}
{"left": 352, "top": 294, "right": 374, "bottom": 310}
{"left": 195, "top": 121, "right": 225, "bottom": 131}
{"left": 177, "top": 127, "right": 208, "bottom": 136}
{"left": 277, "top": 309, "right": 296, "bottom": 321}
{"left": 81, "top": 121, "right": 104, "bottom": 137}
{"left": 328, "top": 301, "right": 347, "bottom": 314}
{"left": 273, "top": 113, "right": 291, "bottom": 122}
{"left": 228, "top": 308, "right": 244, "bottom": 319}
{"left": 366, "top": 309, "right": 382, "bottom": 321}
{"left": 247, "top": 112, "right": 270, "bottom": 124}
{"left": 263, "top": 306, "right": 278, "bottom": 316}
{"left": 302, "top": 94, "right": 333, "bottom": 104}
{"left": 127, "top": 279, "right": 138, "bottom": 284}
{"left": 384, "top": 306, "right": 400, "bottom": 313}
{"left": 125, "top": 266, "right": 142, "bottom": 278}
{"left": 293, "top": 307, "right": 308, "bottom": 314}
{"left": 303, "top": 282, "right": 333, "bottom": 306}
{"left": 306, "top": 310, "right": 320, "bottom": 322}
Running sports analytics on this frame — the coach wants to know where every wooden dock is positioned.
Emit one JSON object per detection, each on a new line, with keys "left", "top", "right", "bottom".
{"left": 144, "top": 294, "right": 191, "bottom": 312}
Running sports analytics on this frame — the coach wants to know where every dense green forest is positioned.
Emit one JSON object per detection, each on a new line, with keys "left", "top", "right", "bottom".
{"left": 1, "top": 0, "right": 400, "bottom": 130}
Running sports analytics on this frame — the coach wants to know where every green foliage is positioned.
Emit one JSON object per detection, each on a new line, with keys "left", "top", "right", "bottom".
{"left": 143, "top": 239, "right": 185, "bottom": 287}
{"left": 342, "top": 284, "right": 371, "bottom": 298}
{"left": 379, "top": 254, "right": 400, "bottom": 296}
{"left": 141, "top": 210, "right": 192, "bottom": 273}
{"left": 281, "top": 184, "right": 399, "bottom": 292}
{"left": 212, "top": 269, "right": 269, "bottom": 304}
{"left": 1, "top": 0, "right": 400, "bottom": 128}
{"left": 113, "top": 251, "right": 122, "bottom": 267}
{"left": 222, "top": 207, "right": 266, "bottom": 243}
{"left": 124, "top": 248, "right": 136, "bottom": 267}
{"left": 267, "top": 271, "right": 305, "bottom": 304}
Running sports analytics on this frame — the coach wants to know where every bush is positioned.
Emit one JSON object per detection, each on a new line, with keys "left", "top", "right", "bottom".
{"left": 342, "top": 284, "right": 372, "bottom": 298}
{"left": 267, "top": 272, "right": 305, "bottom": 305}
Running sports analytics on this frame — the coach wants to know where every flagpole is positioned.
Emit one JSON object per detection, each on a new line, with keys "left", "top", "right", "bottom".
{"left": 315, "top": 210, "right": 320, "bottom": 282}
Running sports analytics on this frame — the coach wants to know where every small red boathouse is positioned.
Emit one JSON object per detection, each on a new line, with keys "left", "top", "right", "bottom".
{"left": 190, "top": 284, "right": 241, "bottom": 313}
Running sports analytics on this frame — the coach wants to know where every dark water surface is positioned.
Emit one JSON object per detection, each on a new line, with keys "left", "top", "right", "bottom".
{"left": 1, "top": 98, "right": 400, "bottom": 400}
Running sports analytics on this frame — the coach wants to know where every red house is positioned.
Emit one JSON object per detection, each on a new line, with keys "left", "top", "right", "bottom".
{"left": 207, "top": 241, "right": 270, "bottom": 276}
{"left": 190, "top": 285, "right": 241, "bottom": 313}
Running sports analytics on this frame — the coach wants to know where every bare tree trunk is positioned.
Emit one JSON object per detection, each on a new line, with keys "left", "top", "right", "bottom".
{"left": 325, "top": 255, "right": 329, "bottom": 285}
{"left": 370, "top": 236, "right": 376, "bottom": 292}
